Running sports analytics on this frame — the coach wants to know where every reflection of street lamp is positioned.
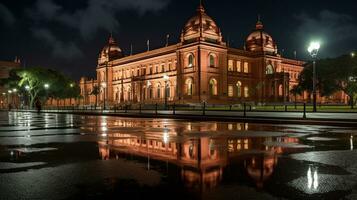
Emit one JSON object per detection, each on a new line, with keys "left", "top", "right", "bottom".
{"left": 308, "top": 41, "right": 320, "bottom": 112}
{"left": 25, "top": 85, "right": 30, "bottom": 108}
{"left": 101, "top": 82, "right": 107, "bottom": 109}
{"left": 163, "top": 75, "right": 169, "bottom": 109}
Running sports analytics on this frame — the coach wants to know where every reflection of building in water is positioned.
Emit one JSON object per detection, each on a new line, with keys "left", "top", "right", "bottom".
{"left": 96, "top": 119, "right": 300, "bottom": 191}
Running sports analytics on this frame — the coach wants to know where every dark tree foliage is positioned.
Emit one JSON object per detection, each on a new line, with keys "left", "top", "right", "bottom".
{"left": 0, "top": 67, "right": 80, "bottom": 108}
{"left": 297, "top": 54, "right": 357, "bottom": 107}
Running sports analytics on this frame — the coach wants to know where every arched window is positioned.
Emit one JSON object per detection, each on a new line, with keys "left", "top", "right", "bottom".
{"left": 236, "top": 81, "right": 242, "bottom": 97}
{"left": 188, "top": 54, "right": 194, "bottom": 68}
{"left": 209, "top": 54, "right": 215, "bottom": 67}
{"left": 279, "top": 84, "right": 283, "bottom": 96}
{"left": 157, "top": 84, "right": 161, "bottom": 99}
{"left": 266, "top": 65, "right": 274, "bottom": 74}
{"left": 166, "top": 83, "right": 170, "bottom": 98}
{"left": 209, "top": 78, "right": 218, "bottom": 96}
{"left": 244, "top": 86, "right": 249, "bottom": 98}
{"left": 185, "top": 78, "right": 193, "bottom": 96}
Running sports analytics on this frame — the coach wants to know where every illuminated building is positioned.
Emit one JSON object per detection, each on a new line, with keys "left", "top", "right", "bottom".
{"left": 79, "top": 3, "right": 347, "bottom": 106}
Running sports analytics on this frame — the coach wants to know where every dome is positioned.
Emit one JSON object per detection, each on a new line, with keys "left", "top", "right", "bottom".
{"left": 98, "top": 36, "right": 123, "bottom": 65}
{"left": 245, "top": 20, "right": 278, "bottom": 54}
{"left": 181, "top": 4, "right": 223, "bottom": 44}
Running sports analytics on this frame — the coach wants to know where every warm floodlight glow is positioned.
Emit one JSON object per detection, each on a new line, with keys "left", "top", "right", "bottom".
{"left": 163, "top": 75, "right": 169, "bottom": 80}
{"left": 101, "top": 82, "right": 107, "bottom": 88}
{"left": 12, "top": 88, "right": 17, "bottom": 92}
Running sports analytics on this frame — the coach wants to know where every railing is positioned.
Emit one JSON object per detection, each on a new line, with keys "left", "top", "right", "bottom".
{"left": 5, "top": 102, "right": 356, "bottom": 120}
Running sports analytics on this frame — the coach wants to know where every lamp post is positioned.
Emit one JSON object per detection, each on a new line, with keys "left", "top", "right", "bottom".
{"left": 44, "top": 84, "right": 50, "bottom": 108}
{"left": 101, "top": 82, "right": 107, "bottom": 110}
{"left": 25, "top": 85, "right": 30, "bottom": 108}
{"left": 308, "top": 41, "right": 320, "bottom": 112}
{"left": 163, "top": 75, "right": 169, "bottom": 109}
{"left": 12, "top": 88, "right": 17, "bottom": 108}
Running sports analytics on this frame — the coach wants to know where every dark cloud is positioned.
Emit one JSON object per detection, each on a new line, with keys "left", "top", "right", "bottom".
{"left": 30, "top": 0, "right": 171, "bottom": 39}
{"left": 0, "top": 3, "right": 15, "bottom": 25}
{"left": 295, "top": 10, "right": 357, "bottom": 56}
{"left": 25, "top": 0, "right": 170, "bottom": 62}
{"left": 32, "top": 28, "right": 83, "bottom": 59}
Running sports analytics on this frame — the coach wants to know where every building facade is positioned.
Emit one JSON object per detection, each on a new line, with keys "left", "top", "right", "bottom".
{"left": 80, "top": 4, "right": 325, "bottom": 107}
{"left": 0, "top": 58, "right": 21, "bottom": 108}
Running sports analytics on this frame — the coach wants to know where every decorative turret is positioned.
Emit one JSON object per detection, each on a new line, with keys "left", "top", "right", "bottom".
{"left": 98, "top": 35, "right": 123, "bottom": 66}
{"left": 245, "top": 17, "right": 278, "bottom": 54}
{"left": 180, "top": 2, "right": 223, "bottom": 44}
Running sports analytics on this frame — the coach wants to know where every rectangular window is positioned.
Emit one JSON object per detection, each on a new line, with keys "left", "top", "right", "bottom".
{"left": 161, "top": 64, "right": 165, "bottom": 72}
{"left": 237, "top": 61, "right": 241, "bottom": 72}
{"left": 243, "top": 62, "right": 249, "bottom": 73}
{"left": 228, "top": 85, "right": 234, "bottom": 97}
{"left": 168, "top": 63, "right": 172, "bottom": 71}
{"left": 149, "top": 66, "right": 153, "bottom": 74}
{"left": 228, "top": 60, "right": 234, "bottom": 71}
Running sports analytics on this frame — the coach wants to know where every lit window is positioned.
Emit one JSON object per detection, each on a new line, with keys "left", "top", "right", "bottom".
{"left": 237, "top": 61, "right": 241, "bottom": 72}
{"left": 228, "top": 60, "right": 234, "bottom": 71}
{"left": 236, "top": 81, "right": 242, "bottom": 97}
{"left": 244, "top": 86, "right": 249, "bottom": 97}
{"left": 228, "top": 85, "right": 233, "bottom": 97}
{"left": 209, "top": 79, "right": 218, "bottom": 96}
{"left": 188, "top": 54, "right": 194, "bottom": 67}
{"left": 209, "top": 54, "right": 215, "bottom": 67}
{"left": 185, "top": 78, "right": 193, "bottom": 96}
{"left": 243, "top": 62, "right": 249, "bottom": 73}
{"left": 266, "top": 65, "right": 274, "bottom": 74}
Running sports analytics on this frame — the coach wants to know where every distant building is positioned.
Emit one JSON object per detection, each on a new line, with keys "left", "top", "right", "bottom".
{"left": 0, "top": 57, "right": 21, "bottom": 108}
{"left": 79, "top": 3, "right": 346, "bottom": 107}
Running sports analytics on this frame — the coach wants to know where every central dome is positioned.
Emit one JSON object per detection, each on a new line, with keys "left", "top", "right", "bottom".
{"left": 98, "top": 36, "right": 123, "bottom": 66}
{"left": 245, "top": 20, "right": 278, "bottom": 54}
{"left": 181, "top": 5, "right": 223, "bottom": 44}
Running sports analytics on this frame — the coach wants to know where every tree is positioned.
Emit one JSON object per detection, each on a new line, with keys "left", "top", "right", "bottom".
{"left": 91, "top": 85, "right": 100, "bottom": 108}
{"left": 297, "top": 54, "right": 357, "bottom": 106}
{"left": 290, "top": 85, "right": 303, "bottom": 108}
{"left": 1, "top": 67, "right": 80, "bottom": 108}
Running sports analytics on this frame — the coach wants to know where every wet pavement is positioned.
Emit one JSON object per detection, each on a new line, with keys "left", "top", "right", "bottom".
{"left": 0, "top": 111, "right": 356, "bottom": 200}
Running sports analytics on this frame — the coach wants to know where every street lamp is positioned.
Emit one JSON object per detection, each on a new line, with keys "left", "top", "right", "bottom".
{"left": 163, "top": 75, "right": 169, "bottom": 109}
{"left": 351, "top": 52, "right": 355, "bottom": 58}
{"left": 308, "top": 41, "right": 320, "bottom": 112}
{"left": 44, "top": 83, "right": 50, "bottom": 89}
{"left": 25, "top": 85, "right": 30, "bottom": 91}
{"left": 101, "top": 82, "right": 107, "bottom": 110}
{"left": 70, "top": 83, "right": 74, "bottom": 88}
{"left": 25, "top": 85, "right": 30, "bottom": 108}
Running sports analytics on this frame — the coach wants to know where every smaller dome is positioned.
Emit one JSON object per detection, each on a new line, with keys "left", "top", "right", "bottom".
{"left": 245, "top": 20, "right": 277, "bottom": 54}
{"left": 98, "top": 36, "right": 123, "bottom": 65}
{"left": 181, "top": 4, "right": 223, "bottom": 44}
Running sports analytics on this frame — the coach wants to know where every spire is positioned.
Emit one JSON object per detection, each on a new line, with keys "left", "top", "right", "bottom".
{"left": 197, "top": 0, "right": 205, "bottom": 13}
{"left": 108, "top": 31, "right": 115, "bottom": 44}
{"left": 256, "top": 14, "right": 264, "bottom": 30}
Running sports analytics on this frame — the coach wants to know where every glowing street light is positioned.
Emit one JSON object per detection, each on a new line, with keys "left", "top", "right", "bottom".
{"left": 8, "top": 90, "right": 12, "bottom": 94}
{"left": 25, "top": 85, "right": 30, "bottom": 91}
{"left": 44, "top": 83, "right": 50, "bottom": 89}
{"left": 12, "top": 88, "right": 17, "bottom": 93}
{"left": 351, "top": 52, "right": 355, "bottom": 58}
{"left": 70, "top": 83, "right": 74, "bottom": 88}
{"left": 307, "top": 41, "right": 321, "bottom": 112}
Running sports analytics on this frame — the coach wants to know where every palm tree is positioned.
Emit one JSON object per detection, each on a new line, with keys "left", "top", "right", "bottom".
{"left": 91, "top": 85, "right": 100, "bottom": 108}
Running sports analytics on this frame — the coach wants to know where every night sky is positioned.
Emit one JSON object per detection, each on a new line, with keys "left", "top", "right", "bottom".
{"left": 0, "top": 0, "right": 356, "bottom": 79}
